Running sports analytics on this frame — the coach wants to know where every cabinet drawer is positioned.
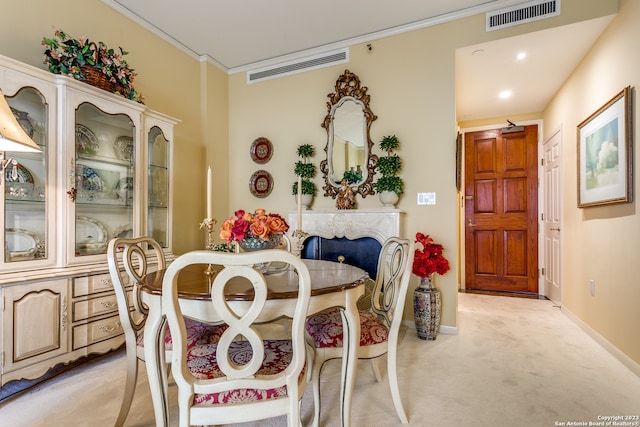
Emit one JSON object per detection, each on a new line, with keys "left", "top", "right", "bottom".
{"left": 74, "top": 273, "right": 128, "bottom": 297}
{"left": 72, "top": 315, "right": 123, "bottom": 350}
{"left": 73, "top": 294, "right": 119, "bottom": 321}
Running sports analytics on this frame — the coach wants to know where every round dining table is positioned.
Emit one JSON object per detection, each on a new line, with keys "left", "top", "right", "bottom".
{"left": 139, "top": 258, "right": 367, "bottom": 427}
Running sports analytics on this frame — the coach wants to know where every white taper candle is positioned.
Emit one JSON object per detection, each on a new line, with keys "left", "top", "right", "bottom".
{"left": 207, "top": 166, "right": 212, "bottom": 219}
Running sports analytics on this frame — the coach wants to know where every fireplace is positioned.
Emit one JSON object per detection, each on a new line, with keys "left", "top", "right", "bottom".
{"left": 288, "top": 209, "right": 404, "bottom": 277}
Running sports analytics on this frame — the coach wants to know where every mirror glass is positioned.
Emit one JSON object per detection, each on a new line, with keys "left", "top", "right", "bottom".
{"left": 330, "top": 99, "right": 366, "bottom": 184}
{"left": 320, "top": 70, "right": 377, "bottom": 199}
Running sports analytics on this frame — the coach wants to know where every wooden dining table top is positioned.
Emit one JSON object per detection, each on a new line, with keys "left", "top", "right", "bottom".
{"left": 140, "top": 258, "right": 368, "bottom": 301}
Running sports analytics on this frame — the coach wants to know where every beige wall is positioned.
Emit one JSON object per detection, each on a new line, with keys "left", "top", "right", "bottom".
{"left": 543, "top": 0, "right": 640, "bottom": 364}
{"left": 227, "top": 0, "right": 619, "bottom": 332}
{"left": 3, "top": 0, "right": 636, "bottom": 365}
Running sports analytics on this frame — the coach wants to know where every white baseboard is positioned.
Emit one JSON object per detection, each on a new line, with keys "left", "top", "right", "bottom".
{"left": 561, "top": 306, "right": 640, "bottom": 377}
{"left": 402, "top": 320, "right": 458, "bottom": 335}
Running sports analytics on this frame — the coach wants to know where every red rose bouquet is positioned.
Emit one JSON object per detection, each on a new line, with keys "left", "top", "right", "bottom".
{"left": 412, "top": 232, "right": 450, "bottom": 278}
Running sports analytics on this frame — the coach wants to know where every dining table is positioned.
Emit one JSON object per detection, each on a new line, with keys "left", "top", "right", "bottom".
{"left": 139, "top": 258, "right": 367, "bottom": 427}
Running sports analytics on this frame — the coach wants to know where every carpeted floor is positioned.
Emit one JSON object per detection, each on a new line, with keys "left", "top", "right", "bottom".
{"left": 1, "top": 292, "right": 638, "bottom": 426}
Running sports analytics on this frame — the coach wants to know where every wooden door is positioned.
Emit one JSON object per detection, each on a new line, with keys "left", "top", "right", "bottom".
{"left": 543, "top": 130, "right": 562, "bottom": 305}
{"left": 464, "top": 125, "right": 538, "bottom": 293}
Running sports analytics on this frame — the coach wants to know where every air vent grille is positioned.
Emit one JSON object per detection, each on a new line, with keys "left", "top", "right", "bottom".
{"left": 247, "top": 49, "right": 348, "bottom": 84}
{"left": 486, "top": 0, "right": 560, "bottom": 31}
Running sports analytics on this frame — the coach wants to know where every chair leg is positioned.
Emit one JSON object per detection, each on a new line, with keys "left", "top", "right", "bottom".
{"left": 309, "top": 350, "right": 325, "bottom": 427}
{"left": 115, "top": 346, "right": 139, "bottom": 427}
{"left": 387, "top": 347, "right": 408, "bottom": 424}
{"left": 370, "top": 357, "right": 384, "bottom": 382}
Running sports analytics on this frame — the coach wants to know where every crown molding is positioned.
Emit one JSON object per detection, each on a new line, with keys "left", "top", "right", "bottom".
{"left": 103, "top": 0, "right": 526, "bottom": 75}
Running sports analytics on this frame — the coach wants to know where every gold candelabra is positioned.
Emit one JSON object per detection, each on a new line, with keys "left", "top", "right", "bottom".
{"left": 199, "top": 217, "right": 217, "bottom": 281}
{"left": 200, "top": 217, "right": 217, "bottom": 250}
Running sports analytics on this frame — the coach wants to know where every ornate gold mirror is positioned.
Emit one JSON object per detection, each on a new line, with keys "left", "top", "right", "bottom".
{"left": 320, "top": 70, "right": 377, "bottom": 199}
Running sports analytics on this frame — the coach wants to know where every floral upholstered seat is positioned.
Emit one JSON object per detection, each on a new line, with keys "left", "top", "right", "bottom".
{"left": 135, "top": 318, "right": 228, "bottom": 351}
{"left": 305, "top": 308, "right": 389, "bottom": 348}
{"left": 184, "top": 339, "right": 305, "bottom": 405}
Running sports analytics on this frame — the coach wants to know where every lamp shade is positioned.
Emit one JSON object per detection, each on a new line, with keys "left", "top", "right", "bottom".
{"left": 0, "top": 89, "right": 41, "bottom": 153}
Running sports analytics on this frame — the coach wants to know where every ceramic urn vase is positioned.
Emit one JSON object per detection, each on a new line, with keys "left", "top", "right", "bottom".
{"left": 413, "top": 274, "right": 441, "bottom": 340}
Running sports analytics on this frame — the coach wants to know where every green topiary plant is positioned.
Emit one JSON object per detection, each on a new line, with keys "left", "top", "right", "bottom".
{"left": 342, "top": 170, "right": 362, "bottom": 185}
{"left": 292, "top": 144, "right": 317, "bottom": 195}
{"left": 374, "top": 135, "right": 404, "bottom": 195}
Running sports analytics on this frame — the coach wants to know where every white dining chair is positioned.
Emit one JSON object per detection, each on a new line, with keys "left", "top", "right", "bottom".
{"left": 305, "top": 237, "right": 414, "bottom": 426}
{"left": 162, "top": 249, "right": 311, "bottom": 427}
{"left": 107, "top": 237, "right": 227, "bottom": 427}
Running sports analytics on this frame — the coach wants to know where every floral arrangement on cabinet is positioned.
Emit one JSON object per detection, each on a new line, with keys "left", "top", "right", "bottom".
{"left": 219, "top": 209, "right": 289, "bottom": 244}
{"left": 413, "top": 233, "right": 450, "bottom": 279}
{"left": 42, "top": 28, "right": 144, "bottom": 103}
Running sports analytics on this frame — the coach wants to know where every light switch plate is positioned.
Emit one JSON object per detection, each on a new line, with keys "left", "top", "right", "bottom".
{"left": 417, "top": 192, "right": 436, "bottom": 205}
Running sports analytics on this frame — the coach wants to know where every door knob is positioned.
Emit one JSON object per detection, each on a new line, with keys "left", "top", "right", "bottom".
{"left": 464, "top": 195, "right": 474, "bottom": 200}
{"left": 467, "top": 219, "right": 476, "bottom": 227}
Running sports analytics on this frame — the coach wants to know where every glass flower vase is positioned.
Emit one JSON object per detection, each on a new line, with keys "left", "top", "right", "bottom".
{"left": 238, "top": 234, "right": 281, "bottom": 251}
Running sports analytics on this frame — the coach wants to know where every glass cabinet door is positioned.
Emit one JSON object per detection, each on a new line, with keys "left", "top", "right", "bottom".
{"left": 4, "top": 88, "right": 48, "bottom": 264}
{"left": 148, "top": 126, "right": 169, "bottom": 248}
{"left": 73, "top": 102, "right": 135, "bottom": 258}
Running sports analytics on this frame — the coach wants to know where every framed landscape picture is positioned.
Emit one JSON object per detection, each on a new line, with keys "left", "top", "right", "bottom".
{"left": 577, "top": 86, "right": 632, "bottom": 208}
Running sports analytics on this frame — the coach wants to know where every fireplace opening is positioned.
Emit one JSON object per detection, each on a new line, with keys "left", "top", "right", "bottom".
{"left": 301, "top": 236, "right": 382, "bottom": 278}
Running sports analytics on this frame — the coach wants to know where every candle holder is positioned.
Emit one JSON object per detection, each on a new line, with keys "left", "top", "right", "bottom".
{"left": 199, "top": 217, "right": 218, "bottom": 281}
{"left": 199, "top": 217, "right": 217, "bottom": 250}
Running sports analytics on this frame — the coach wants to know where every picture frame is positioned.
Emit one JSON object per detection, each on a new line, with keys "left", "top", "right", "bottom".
{"left": 577, "top": 86, "right": 632, "bottom": 208}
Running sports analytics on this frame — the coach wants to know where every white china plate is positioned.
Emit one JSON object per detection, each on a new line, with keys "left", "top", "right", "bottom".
{"left": 113, "top": 135, "right": 134, "bottom": 161}
{"left": 114, "top": 224, "right": 133, "bottom": 238}
{"left": 76, "top": 216, "right": 108, "bottom": 254}
{"left": 76, "top": 124, "right": 99, "bottom": 156}
{"left": 6, "top": 228, "right": 41, "bottom": 260}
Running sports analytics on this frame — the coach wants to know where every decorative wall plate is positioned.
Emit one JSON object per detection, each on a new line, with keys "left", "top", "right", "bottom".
{"left": 76, "top": 165, "right": 103, "bottom": 192}
{"left": 249, "top": 170, "right": 274, "bottom": 198}
{"left": 76, "top": 124, "right": 99, "bottom": 156}
{"left": 250, "top": 137, "right": 273, "bottom": 164}
{"left": 5, "top": 163, "right": 34, "bottom": 183}
{"left": 113, "top": 135, "right": 134, "bottom": 161}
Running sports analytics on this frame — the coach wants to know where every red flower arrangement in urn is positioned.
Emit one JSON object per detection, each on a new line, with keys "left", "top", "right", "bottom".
{"left": 412, "top": 232, "right": 450, "bottom": 279}
{"left": 412, "top": 232, "right": 450, "bottom": 340}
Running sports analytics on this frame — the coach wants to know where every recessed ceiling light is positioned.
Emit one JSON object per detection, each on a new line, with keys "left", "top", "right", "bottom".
{"left": 499, "top": 90, "right": 512, "bottom": 99}
{"left": 516, "top": 52, "right": 527, "bottom": 61}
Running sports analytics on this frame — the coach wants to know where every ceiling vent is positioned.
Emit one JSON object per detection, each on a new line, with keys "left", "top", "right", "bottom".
{"left": 247, "top": 48, "right": 348, "bottom": 84}
{"left": 486, "top": 0, "right": 560, "bottom": 31}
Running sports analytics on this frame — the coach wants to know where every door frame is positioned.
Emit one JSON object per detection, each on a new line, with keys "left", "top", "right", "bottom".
{"left": 458, "top": 119, "right": 544, "bottom": 294}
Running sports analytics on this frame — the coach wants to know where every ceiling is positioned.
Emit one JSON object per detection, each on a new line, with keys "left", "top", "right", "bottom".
{"left": 104, "top": 0, "right": 615, "bottom": 121}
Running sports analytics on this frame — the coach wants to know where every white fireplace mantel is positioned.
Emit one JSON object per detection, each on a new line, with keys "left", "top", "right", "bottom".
{"left": 288, "top": 209, "right": 404, "bottom": 244}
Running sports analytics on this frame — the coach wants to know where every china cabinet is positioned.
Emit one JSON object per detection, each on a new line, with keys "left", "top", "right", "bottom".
{"left": 0, "top": 54, "right": 178, "bottom": 388}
